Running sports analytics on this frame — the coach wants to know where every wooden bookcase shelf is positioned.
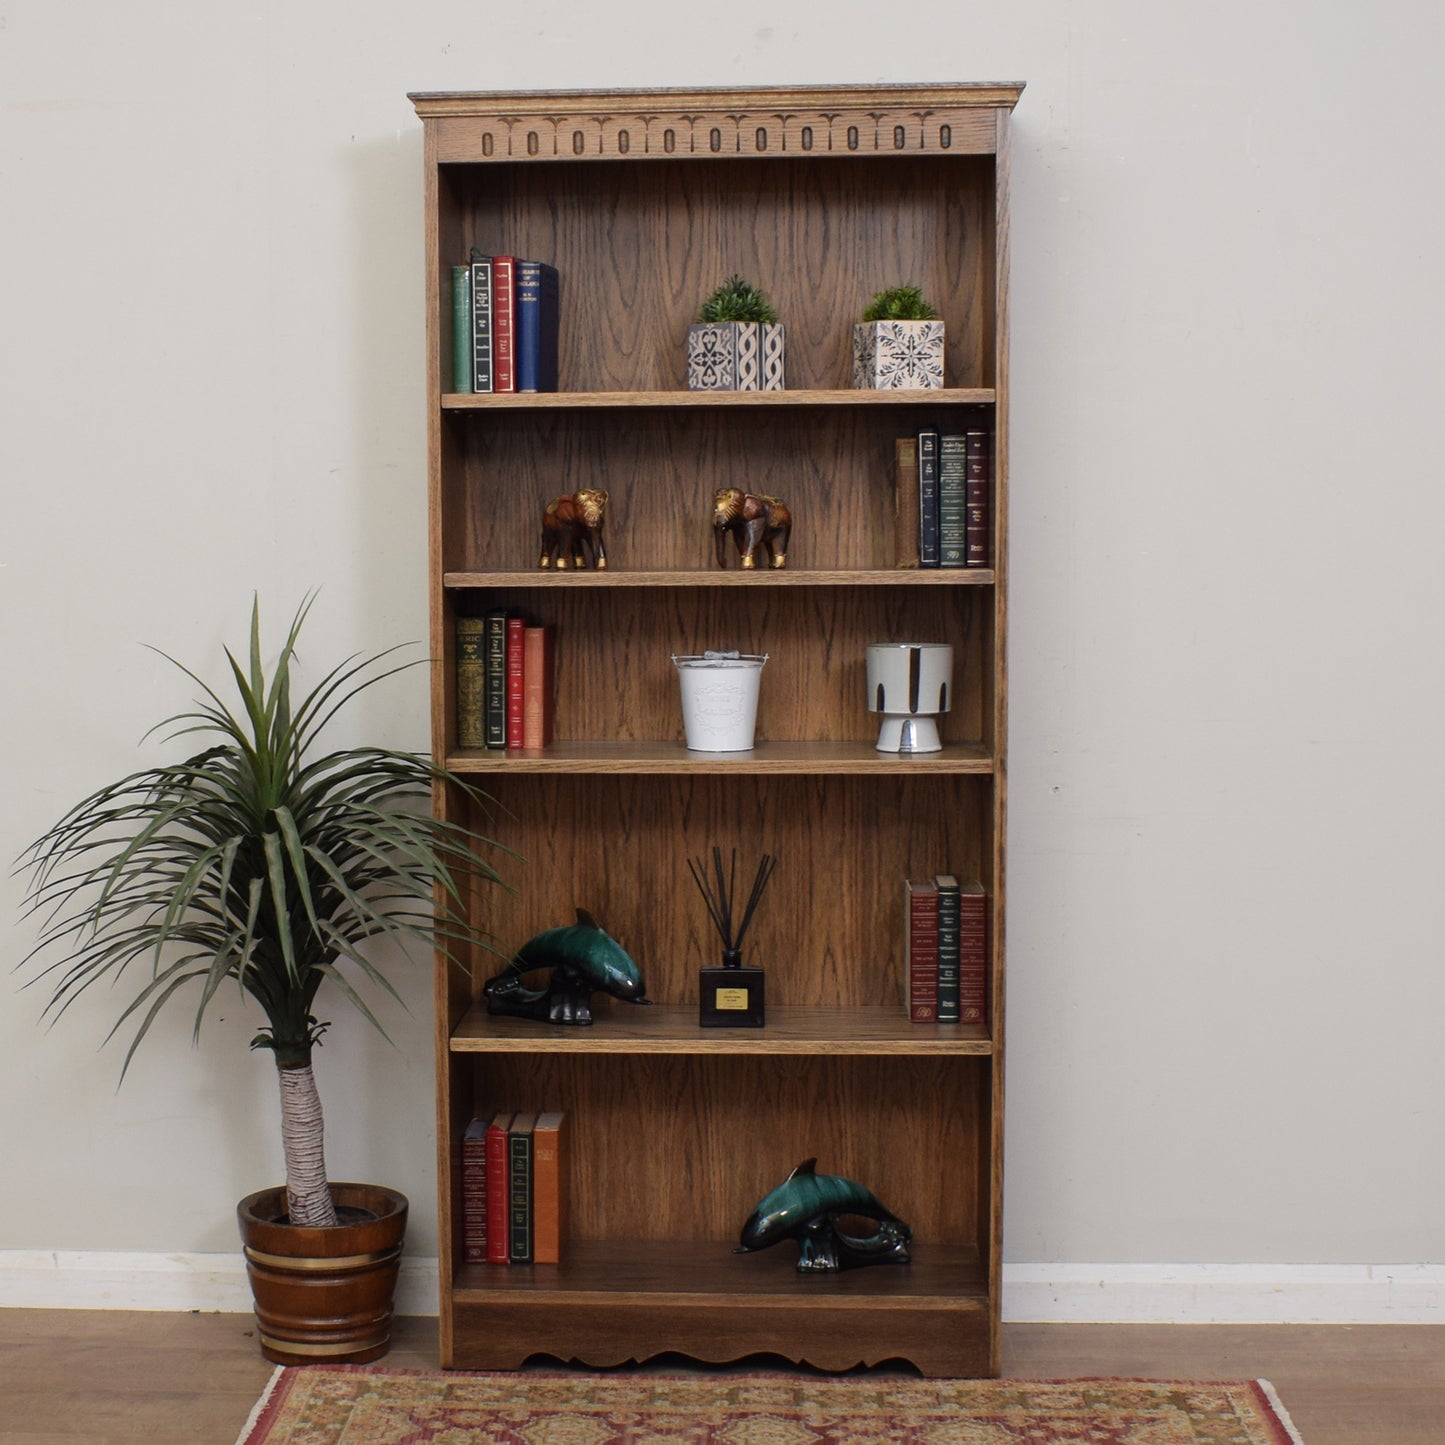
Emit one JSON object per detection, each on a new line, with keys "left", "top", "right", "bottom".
{"left": 413, "top": 81, "right": 1020, "bottom": 1379}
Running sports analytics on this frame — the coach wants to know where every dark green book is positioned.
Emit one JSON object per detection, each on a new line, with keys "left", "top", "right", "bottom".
{"left": 508, "top": 1111, "right": 536, "bottom": 1264}
{"left": 451, "top": 266, "right": 473, "bottom": 394}
{"left": 484, "top": 609, "right": 508, "bottom": 750}
{"left": 934, "top": 872, "right": 961, "bottom": 1022}
{"left": 455, "top": 614, "right": 487, "bottom": 750}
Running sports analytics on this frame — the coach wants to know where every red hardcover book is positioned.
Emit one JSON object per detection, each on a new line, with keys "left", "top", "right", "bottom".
{"left": 491, "top": 255, "right": 517, "bottom": 393}
{"left": 505, "top": 614, "right": 526, "bottom": 750}
{"left": 462, "top": 1117, "right": 489, "bottom": 1262}
{"left": 958, "top": 880, "right": 989, "bottom": 1025}
{"left": 484, "top": 1111, "right": 514, "bottom": 1263}
{"left": 905, "top": 879, "right": 939, "bottom": 1023}
{"left": 965, "top": 428, "right": 991, "bottom": 568}
{"left": 531, "top": 1110, "right": 568, "bottom": 1265}
{"left": 522, "top": 624, "right": 556, "bottom": 749}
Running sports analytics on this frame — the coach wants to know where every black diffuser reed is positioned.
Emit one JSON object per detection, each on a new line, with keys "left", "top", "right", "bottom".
{"left": 688, "top": 847, "right": 776, "bottom": 1027}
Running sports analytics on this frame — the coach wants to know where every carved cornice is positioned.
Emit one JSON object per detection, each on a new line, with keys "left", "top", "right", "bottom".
{"left": 411, "top": 85, "right": 1023, "bottom": 164}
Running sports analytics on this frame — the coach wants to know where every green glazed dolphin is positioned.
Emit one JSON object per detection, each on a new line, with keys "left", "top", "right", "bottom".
{"left": 484, "top": 909, "right": 650, "bottom": 1026}
{"left": 737, "top": 1158, "right": 912, "bottom": 1272}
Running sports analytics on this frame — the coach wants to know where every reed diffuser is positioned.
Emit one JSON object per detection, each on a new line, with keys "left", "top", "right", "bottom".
{"left": 688, "top": 847, "right": 777, "bottom": 1028}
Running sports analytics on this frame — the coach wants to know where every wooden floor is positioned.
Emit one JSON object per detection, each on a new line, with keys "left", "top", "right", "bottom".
{"left": 1, "top": 1310, "right": 1441, "bottom": 1443}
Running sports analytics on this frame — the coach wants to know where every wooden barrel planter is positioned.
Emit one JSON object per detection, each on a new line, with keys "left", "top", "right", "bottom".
{"left": 238, "top": 1182, "right": 408, "bottom": 1365}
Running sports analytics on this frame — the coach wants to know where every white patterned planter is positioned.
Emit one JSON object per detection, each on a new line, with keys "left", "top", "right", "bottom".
{"left": 688, "top": 322, "right": 785, "bottom": 391}
{"left": 852, "top": 320, "right": 945, "bottom": 390}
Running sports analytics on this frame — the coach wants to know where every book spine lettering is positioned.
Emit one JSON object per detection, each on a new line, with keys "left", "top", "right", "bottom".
{"left": 461, "top": 1120, "right": 488, "bottom": 1262}
{"left": 515, "top": 261, "right": 560, "bottom": 393}
{"left": 484, "top": 610, "right": 508, "bottom": 750}
{"left": 917, "top": 426, "right": 940, "bottom": 568}
{"left": 484, "top": 1118, "right": 510, "bottom": 1264}
{"left": 455, "top": 615, "right": 487, "bottom": 750}
{"left": 509, "top": 1126, "right": 533, "bottom": 1264}
{"left": 522, "top": 624, "right": 555, "bottom": 749}
{"left": 935, "top": 874, "right": 960, "bottom": 1022}
{"left": 470, "top": 255, "right": 493, "bottom": 393}
{"left": 451, "top": 266, "right": 473, "bottom": 394}
{"left": 938, "top": 433, "right": 967, "bottom": 568}
{"left": 965, "top": 429, "right": 991, "bottom": 568}
{"left": 491, "top": 255, "right": 516, "bottom": 393}
{"left": 905, "top": 881, "right": 939, "bottom": 1023}
{"left": 959, "top": 884, "right": 988, "bottom": 1025}
{"left": 505, "top": 614, "right": 526, "bottom": 750}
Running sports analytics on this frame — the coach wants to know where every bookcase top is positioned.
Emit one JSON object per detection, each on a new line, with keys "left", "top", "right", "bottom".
{"left": 408, "top": 82, "right": 1025, "bottom": 115}
{"left": 410, "top": 83, "right": 1023, "bottom": 164}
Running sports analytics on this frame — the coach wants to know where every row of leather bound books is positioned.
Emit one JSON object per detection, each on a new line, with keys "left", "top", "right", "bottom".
{"left": 455, "top": 610, "right": 556, "bottom": 751}
{"left": 904, "top": 875, "right": 989, "bottom": 1025}
{"left": 461, "top": 1110, "right": 568, "bottom": 1266}
{"left": 894, "top": 425, "right": 994, "bottom": 569}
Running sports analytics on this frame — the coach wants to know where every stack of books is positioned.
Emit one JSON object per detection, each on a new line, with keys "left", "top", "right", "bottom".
{"left": 462, "top": 1110, "right": 568, "bottom": 1265}
{"left": 456, "top": 610, "right": 556, "bottom": 751}
{"left": 894, "top": 425, "right": 993, "bottom": 569}
{"left": 904, "top": 875, "right": 988, "bottom": 1025}
{"left": 452, "top": 251, "right": 560, "bottom": 394}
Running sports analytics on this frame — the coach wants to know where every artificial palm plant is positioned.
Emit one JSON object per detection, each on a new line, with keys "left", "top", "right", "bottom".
{"left": 18, "top": 596, "right": 508, "bottom": 1229}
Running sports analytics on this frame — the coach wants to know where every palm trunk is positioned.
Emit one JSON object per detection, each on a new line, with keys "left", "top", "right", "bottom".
{"left": 277, "top": 1061, "right": 339, "bottom": 1227}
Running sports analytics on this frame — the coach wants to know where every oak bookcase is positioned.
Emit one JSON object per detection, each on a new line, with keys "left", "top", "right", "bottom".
{"left": 410, "top": 82, "right": 1021, "bottom": 1377}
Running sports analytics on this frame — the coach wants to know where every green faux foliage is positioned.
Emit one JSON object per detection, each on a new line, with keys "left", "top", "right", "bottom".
{"left": 16, "top": 594, "right": 513, "bottom": 1076}
{"left": 698, "top": 274, "right": 779, "bottom": 325}
{"left": 861, "top": 285, "right": 940, "bottom": 322}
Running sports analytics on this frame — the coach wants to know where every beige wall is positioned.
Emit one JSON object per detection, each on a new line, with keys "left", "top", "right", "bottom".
{"left": 2, "top": 0, "right": 1442, "bottom": 1283}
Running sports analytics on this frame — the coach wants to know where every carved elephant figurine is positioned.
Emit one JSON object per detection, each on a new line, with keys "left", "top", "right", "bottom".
{"left": 540, "top": 488, "right": 609, "bottom": 570}
{"left": 713, "top": 488, "right": 791, "bottom": 570}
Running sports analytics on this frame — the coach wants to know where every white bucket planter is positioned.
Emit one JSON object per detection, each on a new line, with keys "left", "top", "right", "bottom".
{"left": 673, "top": 652, "right": 767, "bottom": 751}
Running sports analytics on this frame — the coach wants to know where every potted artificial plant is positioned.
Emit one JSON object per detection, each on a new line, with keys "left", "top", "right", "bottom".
{"left": 852, "top": 284, "right": 945, "bottom": 389}
{"left": 687, "top": 273, "right": 785, "bottom": 391}
{"left": 17, "top": 596, "right": 509, "bottom": 1365}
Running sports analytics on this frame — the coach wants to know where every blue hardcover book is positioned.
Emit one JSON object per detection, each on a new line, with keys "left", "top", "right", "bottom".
{"left": 515, "top": 260, "right": 560, "bottom": 393}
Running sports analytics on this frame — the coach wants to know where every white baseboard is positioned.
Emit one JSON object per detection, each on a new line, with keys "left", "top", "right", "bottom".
{"left": 2, "top": 1254, "right": 1442, "bottom": 1323}
{"left": 1002, "top": 1263, "right": 1445, "bottom": 1323}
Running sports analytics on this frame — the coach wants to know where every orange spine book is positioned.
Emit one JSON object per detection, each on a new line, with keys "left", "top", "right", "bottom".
{"left": 530, "top": 1110, "right": 568, "bottom": 1264}
{"left": 483, "top": 1111, "right": 513, "bottom": 1264}
{"left": 505, "top": 614, "right": 526, "bottom": 750}
{"left": 522, "top": 624, "right": 556, "bottom": 749}
{"left": 491, "top": 254, "right": 516, "bottom": 393}
{"left": 959, "top": 880, "right": 989, "bottom": 1025}
{"left": 904, "top": 879, "right": 939, "bottom": 1023}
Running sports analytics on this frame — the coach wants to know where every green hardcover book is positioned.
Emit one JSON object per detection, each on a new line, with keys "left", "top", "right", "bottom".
{"left": 508, "top": 1111, "right": 536, "bottom": 1264}
{"left": 934, "top": 872, "right": 961, "bottom": 1022}
{"left": 455, "top": 614, "right": 487, "bottom": 750}
{"left": 451, "top": 266, "right": 473, "bottom": 394}
{"left": 484, "top": 609, "right": 508, "bottom": 750}
{"left": 938, "top": 434, "right": 967, "bottom": 568}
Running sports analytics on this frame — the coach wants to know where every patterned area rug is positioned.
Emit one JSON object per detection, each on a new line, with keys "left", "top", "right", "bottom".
{"left": 237, "top": 1366, "right": 1306, "bottom": 1443}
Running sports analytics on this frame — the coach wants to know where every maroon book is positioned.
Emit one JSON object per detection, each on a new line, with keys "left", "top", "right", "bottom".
{"left": 484, "top": 1112, "right": 514, "bottom": 1264}
{"left": 965, "top": 428, "right": 991, "bottom": 568}
{"left": 505, "top": 614, "right": 525, "bottom": 750}
{"left": 958, "top": 880, "right": 988, "bottom": 1025}
{"left": 905, "top": 879, "right": 939, "bottom": 1023}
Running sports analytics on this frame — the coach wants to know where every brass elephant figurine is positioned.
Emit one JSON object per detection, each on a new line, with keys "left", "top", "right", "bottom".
{"left": 539, "top": 488, "right": 609, "bottom": 570}
{"left": 713, "top": 488, "right": 791, "bottom": 570}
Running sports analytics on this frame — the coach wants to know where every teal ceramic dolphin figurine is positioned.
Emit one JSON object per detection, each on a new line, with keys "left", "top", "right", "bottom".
{"left": 736, "top": 1158, "right": 912, "bottom": 1272}
{"left": 484, "top": 909, "right": 651, "bottom": 1026}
